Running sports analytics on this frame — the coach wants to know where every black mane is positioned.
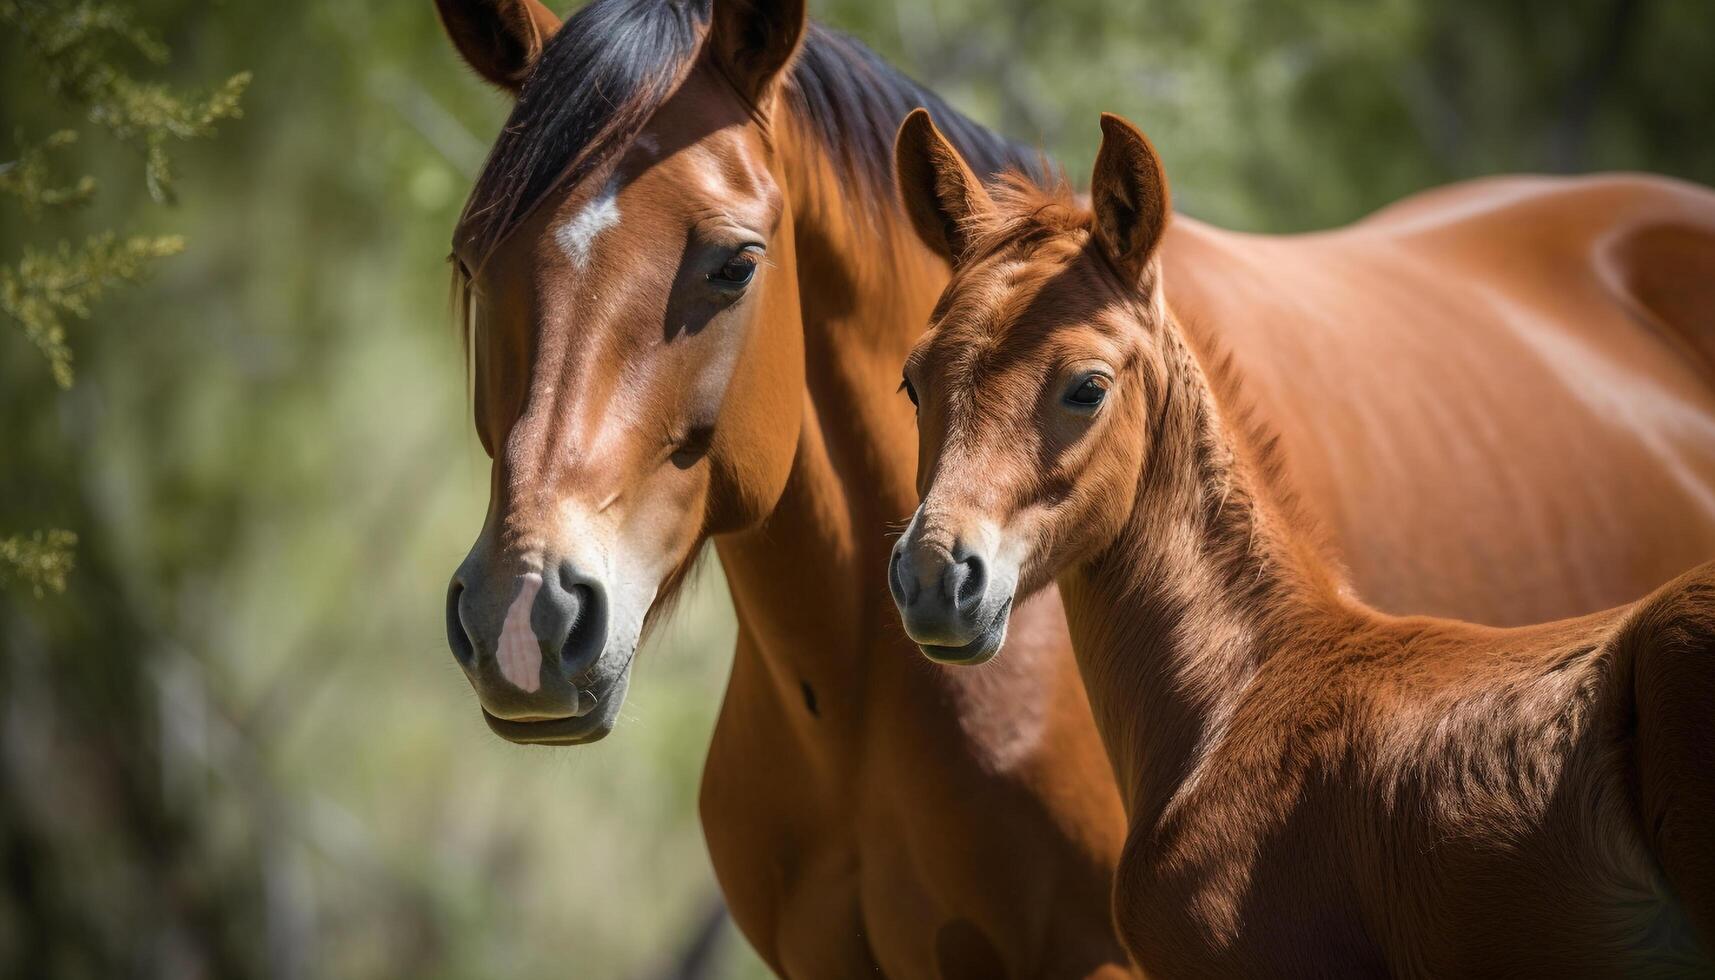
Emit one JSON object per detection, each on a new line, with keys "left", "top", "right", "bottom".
{"left": 786, "top": 24, "right": 1045, "bottom": 211}
{"left": 455, "top": 0, "right": 1046, "bottom": 263}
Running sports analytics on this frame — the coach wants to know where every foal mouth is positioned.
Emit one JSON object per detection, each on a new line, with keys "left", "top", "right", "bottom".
{"left": 916, "top": 597, "right": 1012, "bottom": 666}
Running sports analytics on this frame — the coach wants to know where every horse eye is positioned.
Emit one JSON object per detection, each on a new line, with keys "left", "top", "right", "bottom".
{"left": 1065, "top": 375, "right": 1110, "bottom": 408}
{"left": 899, "top": 374, "right": 919, "bottom": 408}
{"left": 709, "top": 246, "right": 761, "bottom": 287}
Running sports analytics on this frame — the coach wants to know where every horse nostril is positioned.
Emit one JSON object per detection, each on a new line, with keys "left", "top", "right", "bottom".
{"left": 952, "top": 554, "right": 986, "bottom": 613}
{"left": 446, "top": 579, "right": 476, "bottom": 667}
{"left": 558, "top": 582, "right": 604, "bottom": 676}
{"left": 889, "top": 549, "right": 918, "bottom": 606}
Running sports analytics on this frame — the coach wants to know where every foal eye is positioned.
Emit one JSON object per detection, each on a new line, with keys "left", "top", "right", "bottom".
{"left": 709, "top": 246, "right": 762, "bottom": 287}
{"left": 899, "top": 374, "right": 919, "bottom": 408}
{"left": 1065, "top": 375, "right": 1110, "bottom": 409}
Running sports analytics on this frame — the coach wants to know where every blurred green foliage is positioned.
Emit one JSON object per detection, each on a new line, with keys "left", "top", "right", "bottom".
{"left": 0, "top": 528, "right": 75, "bottom": 595}
{"left": 1, "top": 0, "right": 1710, "bottom": 977}
{"left": 1, "top": 0, "right": 244, "bottom": 607}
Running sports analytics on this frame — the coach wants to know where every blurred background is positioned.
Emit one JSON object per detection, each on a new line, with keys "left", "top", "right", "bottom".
{"left": 2, "top": 0, "right": 1711, "bottom": 976}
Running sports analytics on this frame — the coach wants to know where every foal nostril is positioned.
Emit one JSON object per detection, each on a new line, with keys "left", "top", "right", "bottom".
{"left": 946, "top": 553, "right": 987, "bottom": 614}
{"left": 446, "top": 579, "right": 476, "bottom": 667}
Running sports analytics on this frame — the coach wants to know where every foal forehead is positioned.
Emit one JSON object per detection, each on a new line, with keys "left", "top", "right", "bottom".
{"left": 925, "top": 240, "right": 1128, "bottom": 363}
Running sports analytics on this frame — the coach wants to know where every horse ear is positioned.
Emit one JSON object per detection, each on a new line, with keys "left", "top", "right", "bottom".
{"left": 1090, "top": 113, "right": 1170, "bottom": 283}
{"left": 708, "top": 0, "right": 808, "bottom": 104}
{"left": 895, "top": 108, "right": 995, "bottom": 265}
{"left": 434, "top": 0, "right": 563, "bottom": 93}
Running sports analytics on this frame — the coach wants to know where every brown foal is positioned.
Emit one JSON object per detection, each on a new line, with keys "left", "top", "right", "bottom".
{"left": 891, "top": 110, "right": 1715, "bottom": 975}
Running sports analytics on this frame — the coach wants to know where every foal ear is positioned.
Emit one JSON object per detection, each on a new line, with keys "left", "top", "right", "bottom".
{"left": 1090, "top": 113, "right": 1171, "bottom": 283}
{"left": 434, "top": 0, "right": 563, "bottom": 92}
{"left": 895, "top": 108, "right": 995, "bottom": 265}
{"left": 708, "top": 0, "right": 808, "bottom": 104}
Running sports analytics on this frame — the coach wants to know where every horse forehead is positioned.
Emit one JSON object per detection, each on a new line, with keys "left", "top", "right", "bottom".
{"left": 545, "top": 139, "right": 776, "bottom": 282}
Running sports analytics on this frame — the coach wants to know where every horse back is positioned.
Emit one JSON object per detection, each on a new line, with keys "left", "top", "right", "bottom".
{"left": 1364, "top": 173, "right": 1715, "bottom": 385}
{"left": 1161, "top": 175, "right": 1715, "bottom": 626}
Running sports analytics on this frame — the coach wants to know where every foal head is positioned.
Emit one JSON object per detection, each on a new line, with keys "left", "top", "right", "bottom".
{"left": 889, "top": 111, "right": 1173, "bottom": 664}
{"left": 439, "top": 0, "right": 809, "bottom": 743}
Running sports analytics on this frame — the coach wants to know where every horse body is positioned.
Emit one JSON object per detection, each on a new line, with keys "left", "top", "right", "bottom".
{"left": 891, "top": 112, "right": 1715, "bottom": 975}
{"left": 1164, "top": 172, "right": 1715, "bottom": 624}
{"left": 436, "top": 3, "right": 1130, "bottom": 976}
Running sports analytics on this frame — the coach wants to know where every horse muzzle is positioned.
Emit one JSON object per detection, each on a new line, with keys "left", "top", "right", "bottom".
{"left": 447, "top": 557, "right": 632, "bottom": 744}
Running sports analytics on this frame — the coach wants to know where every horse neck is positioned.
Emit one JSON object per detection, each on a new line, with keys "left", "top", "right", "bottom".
{"left": 1058, "top": 310, "right": 1347, "bottom": 820}
{"left": 712, "top": 113, "right": 950, "bottom": 721}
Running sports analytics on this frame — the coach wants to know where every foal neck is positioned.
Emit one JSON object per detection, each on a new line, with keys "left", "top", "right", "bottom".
{"left": 1058, "top": 308, "right": 1348, "bottom": 818}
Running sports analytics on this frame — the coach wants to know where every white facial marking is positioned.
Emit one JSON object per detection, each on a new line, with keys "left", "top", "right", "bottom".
{"left": 497, "top": 572, "right": 544, "bottom": 693}
{"left": 554, "top": 177, "right": 621, "bottom": 270}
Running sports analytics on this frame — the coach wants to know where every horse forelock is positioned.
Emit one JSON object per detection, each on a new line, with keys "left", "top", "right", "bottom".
{"left": 452, "top": 0, "right": 1048, "bottom": 280}
{"left": 455, "top": 0, "right": 715, "bottom": 270}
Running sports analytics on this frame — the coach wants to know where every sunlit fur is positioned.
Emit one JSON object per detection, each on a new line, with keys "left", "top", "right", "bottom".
{"left": 437, "top": 2, "right": 1133, "bottom": 976}
{"left": 901, "top": 119, "right": 1715, "bottom": 975}
{"left": 438, "top": 1, "right": 1715, "bottom": 974}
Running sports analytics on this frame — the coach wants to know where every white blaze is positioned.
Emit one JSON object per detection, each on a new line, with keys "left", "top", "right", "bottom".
{"left": 497, "top": 572, "right": 544, "bottom": 693}
{"left": 554, "top": 178, "right": 621, "bottom": 270}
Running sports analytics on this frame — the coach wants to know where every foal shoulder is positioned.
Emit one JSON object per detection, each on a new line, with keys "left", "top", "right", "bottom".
{"left": 1611, "top": 559, "right": 1715, "bottom": 715}
{"left": 1615, "top": 560, "right": 1715, "bottom": 654}
{"left": 1612, "top": 561, "right": 1715, "bottom": 950}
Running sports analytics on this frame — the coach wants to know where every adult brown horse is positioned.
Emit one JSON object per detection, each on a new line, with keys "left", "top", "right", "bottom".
{"left": 888, "top": 110, "right": 1715, "bottom": 974}
{"left": 434, "top": 0, "right": 1715, "bottom": 976}
{"left": 437, "top": 1, "right": 1128, "bottom": 975}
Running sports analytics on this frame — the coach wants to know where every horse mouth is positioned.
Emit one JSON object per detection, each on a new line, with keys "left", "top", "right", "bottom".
{"left": 917, "top": 597, "right": 1012, "bottom": 666}
{"left": 482, "top": 707, "right": 614, "bottom": 745}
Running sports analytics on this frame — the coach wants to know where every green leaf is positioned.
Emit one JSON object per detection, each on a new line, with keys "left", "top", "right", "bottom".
{"left": 0, "top": 529, "right": 77, "bottom": 596}
{"left": 0, "top": 0, "right": 251, "bottom": 202}
{"left": 0, "top": 129, "right": 97, "bottom": 218}
{"left": 0, "top": 232, "right": 185, "bottom": 387}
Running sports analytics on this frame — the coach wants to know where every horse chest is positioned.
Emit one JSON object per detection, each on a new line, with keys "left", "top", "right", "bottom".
{"left": 702, "top": 616, "right": 1129, "bottom": 978}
